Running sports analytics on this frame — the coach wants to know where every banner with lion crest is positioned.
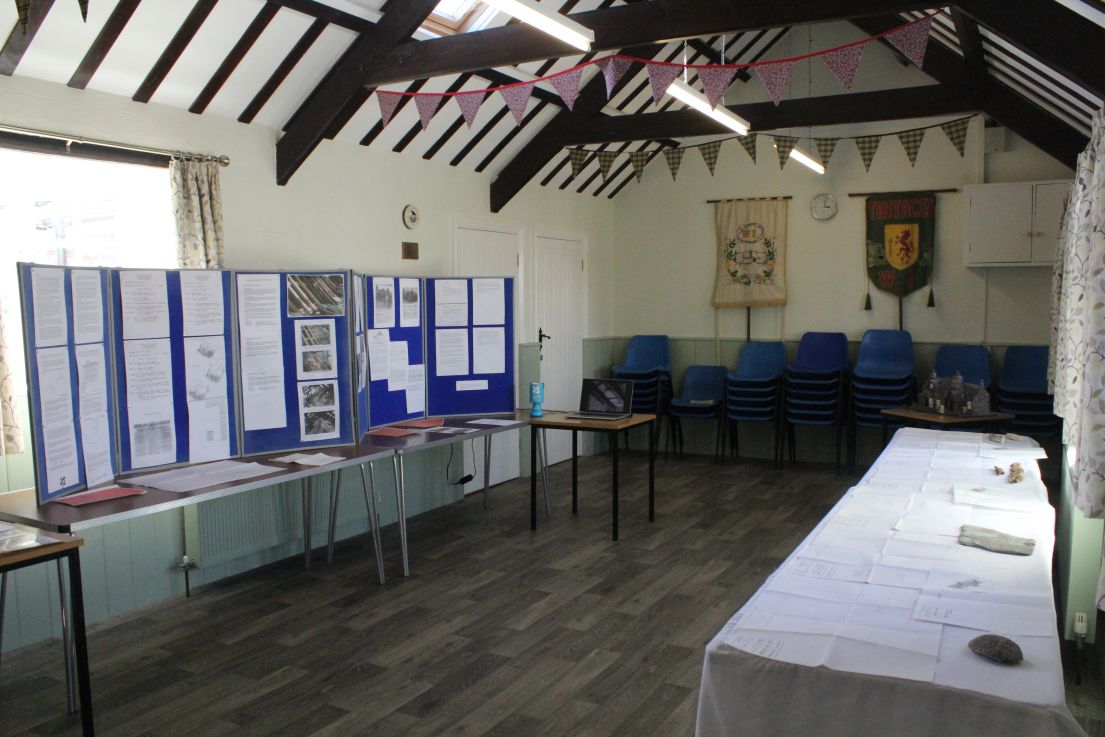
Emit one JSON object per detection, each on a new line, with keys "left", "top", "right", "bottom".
{"left": 865, "top": 193, "right": 935, "bottom": 297}
{"left": 713, "top": 199, "right": 788, "bottom": 308}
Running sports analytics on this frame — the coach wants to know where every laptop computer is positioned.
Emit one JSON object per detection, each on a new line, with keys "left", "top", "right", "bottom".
{"left": 566, "top": 378, "right": 634, "bottom": 421}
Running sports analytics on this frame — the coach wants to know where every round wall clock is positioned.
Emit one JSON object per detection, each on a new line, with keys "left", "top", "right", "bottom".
{"left": 811, "top": 193, "right": 838, "bottom": 221}
{"left": 402, "top": 204, "right": 420, "bottom": 229}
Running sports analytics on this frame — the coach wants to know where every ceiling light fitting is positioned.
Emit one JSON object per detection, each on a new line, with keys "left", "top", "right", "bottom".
{"left": 481, "top": 0, "right": 594, "bottom": 51}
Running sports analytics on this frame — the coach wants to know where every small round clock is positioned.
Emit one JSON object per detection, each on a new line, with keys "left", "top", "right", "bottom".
{"left": 811, "top": 193, "right": 838, "bottom": 221}
{"left": 402, "top": 204, "right": 420, "bottom": 230}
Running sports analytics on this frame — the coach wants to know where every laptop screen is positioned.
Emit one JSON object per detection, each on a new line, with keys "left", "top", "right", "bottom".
{"left": 579, "top": 378, "right": 633, "bottom": 414}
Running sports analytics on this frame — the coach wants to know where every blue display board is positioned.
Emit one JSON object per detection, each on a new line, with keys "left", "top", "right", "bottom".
{"left": 364, "top": 275, "right": 426, "bottom": 430}
{"left": 237, "top": 270, "right": 355, "bottom": 455}
{"left": 353, "top": 274, "right": 370, "bottom": 436}
{"left": 18, "top": 264, "right": 118, "bottom": 503}
{"left": 110, "top": 269, "right": 239, "bottom": 473}
{"left": 425, "top": 277, "right": 514, "bottom": 417}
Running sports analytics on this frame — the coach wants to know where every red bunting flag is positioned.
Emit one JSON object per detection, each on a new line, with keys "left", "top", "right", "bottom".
{"left": 455, "top": 90, "right": 486, "bottom": 129}
{"left": 597, "top": 56, "right": 633, "bottom": 98}
{"left": 822, "top": 45, "right": 864, "bottom": 90}
{"left": 646, "top": 63, "right": 683, "bottom": 105}
{"left": 756, "top": 60, "right": 798, "bottom": 106}
{"left": 698, "top": 66, "right": 738, "bottom": 109}
{"left": 413, "top": 94, "right": 442, "bottom": 130}
{"left": 551, "top": 67, "right": 582, "bottom": 111}
{"left": 377, "top": 91, "right": 402, "bottom": 128}
{"left": 500, "top": 82, "right": 534, "bottom": 125}
{"left": 886, "top": 16, "right": 934, "bottom": 68}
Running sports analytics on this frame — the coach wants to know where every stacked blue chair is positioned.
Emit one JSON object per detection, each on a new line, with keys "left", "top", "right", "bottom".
{"left": 669, "top": 365, "right": 728, "bottom": 459}
{"left": 994, "top": 346, "right": 1061, "bottom": 438}
{"left": 849, "top": 330, "right": 915, "bottom": 465}
{"left": 784, "top": 332, "right": 849, "bottom": 472}
{"left": 725, "top": 341, "right": 786, "bottom": 467}
{"left": 612, "top": 335, "right": 673, "bottom": 448}
{"left": 935, "top": 344, "right": 992, "bottom": 387}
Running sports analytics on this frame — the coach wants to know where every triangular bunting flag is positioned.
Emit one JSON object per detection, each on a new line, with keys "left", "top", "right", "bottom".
{"left": 897, "top": 128, "right": 926, "bottom": 167}
{"left": 941, "top": 118, "right": 970, "bottom": 156}
{"left": 698, "top": 140, "right": 722, "bottom": 176}
{"left": 376, "top": 91, "right": 402, "bottom": 128}
{"left": 886, "top": 16, "right": 934, "bottom": 68}
{"left": 597, "top": 56, "right": 633, "bottom": 99}
{"left": 821, "top": 44, "right": 864, "bottom": 90}
{"left": 698, "top": 66, "right": 738, "bottom": 109}
{"left": 569, "top": 149, "right": 589, "bottom": 179}
{"left": 646, "top": 63, "right": 683, "bottom": 105}
{"left": 813, "top": 137, "right": 839, "bottom": 168}
{"left": 455, "top": 90, "right": 486, "bottom": 129}
{"left": 855, "top": 135, "right": 881, "bottom": 172}
{"left": 629, "top": 150, "right": 650, "bottom": 182}
{"left": 736, "top": 134, "right": 757, "bottom": 163}
{"left": 500, "top": 82, "right": 534, "bottom": 125}
{"left": 551, "top": 67, "right": 582, "bottom": 111}
{"left": 597, "top": 151, "right": 618, "bottom": 181}
{"left": 78, "top": 0, "right": 88, "bottom": 21}
{"left": 756, "top": 60, "right": 798, "bottom": 106}
{"left": 15, "top": 0, "right": 29, "bottom": 32}
{"left": 663, "top": 148, "right": 685, "bottom": 181}
{"left": 773, "top": 135, "right": 798, "bottom": 169}
{"left": 413, "top": 94, "right": 442, "bottom": 130}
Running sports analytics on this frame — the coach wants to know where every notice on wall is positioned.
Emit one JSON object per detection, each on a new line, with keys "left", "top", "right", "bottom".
{"left": 36, "top": 346, "right": 75, "bottom": 427}
{"left": 79, "top": 411, "right": 114, "bottom": 488}
{"left": 184, "top": 336, "right": 231, "bottom": 462}
{"left": 31, "top": 267, "right": 67, "bottom": 348}
{"left": 299, "top": 380, "right": 340, "bottom": 442}
{"left": 41, "top": 420, "right": 79, "bottom": 492}
{"left": 435, "top": 279, "right": 468, "bottom": 327}
{"left": 406, "top": 364, "right": 425, "bottom": 414}
{"left": 124, "top": 338, "right": 177, "bottom": 469}
{"left": 472, "top": 327, "right": 505, "bottom": 374}
{"left": 180, "top": 270, "right": 225, "bottom": 337}
{"left": 435, "top": 328, "right": 469, "bottom": 376}
{"left": 120, "top": 270, "right": 170, "bottom": 340}
{"left": 70, "top": 269, "right": 104, "bottom": 345}
{"left": 388, "top": 341, "right": 408, "bottom": 392}
{"left": 237, "top": 274, "right": 286, "bottom": 431}
{"left": 472, "top": 278, "right": 505, "bottom": 326}
{"left": 74, "top": 343, "right": 113, "bottom": 487}
{"left": 367, "top": 329, "right": 389, "bottom": 382}
{"left": 400, "top": 278, "right": 420, "bottom": 328}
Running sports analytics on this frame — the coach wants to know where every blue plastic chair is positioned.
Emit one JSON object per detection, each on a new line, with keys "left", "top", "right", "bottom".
{"left": 999, "top": 346, "right": 1049, "bottom": 395}
{"left": 995, "top": 346, "right": 1060, "bottom": 439}
{"left": 734, "top": 341, "right": 787, "bottom": 382}
{"left": 613, "top": 335, "right": 671, "bottom": 376}
{"left": 935, "top": 345, "right": 991, "bottom": 387}
{"left": 784, "top": 333, "right": 849, "bottom": 472}
{"left": 669, "top": 365, "right": 727, "bottom": 459}
{"left": 789, "top": 332, "right": 849, "bottom": 375}
{"left": 854, "top": 330, "right": 914, "bottom": 381}
{"left": 726, "top": 342, "right": 787, "bottom": 466}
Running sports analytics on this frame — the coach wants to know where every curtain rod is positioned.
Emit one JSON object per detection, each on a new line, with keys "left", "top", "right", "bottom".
{"left": 706, "top": 196, "right": 792, "bottom": 203}
{"left": 0, "top": 123, "right": 230, "bottom": 166}
{"left": 847, "top": 188, "right": 957, "bottom": 197}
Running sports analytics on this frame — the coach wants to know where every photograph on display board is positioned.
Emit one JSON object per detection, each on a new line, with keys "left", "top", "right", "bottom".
{"left": 294, "top": 318, "right": 338, "bottom": 380}
{"left": 287, "top": 274, "right": 345, "bottom": 317}
{"left": 300, "top": 322, "right": 331, "bottom": 346}
{"left": 302, "top": 381, "right": 336, "bottom": 408}
{"left": 301, "top": 350, "right": 333, "bottom": 375}
{"left": 298, "top": 379, "right": 340, "bottom": 441}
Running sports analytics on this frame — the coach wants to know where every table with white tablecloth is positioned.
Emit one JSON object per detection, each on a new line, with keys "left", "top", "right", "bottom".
{"left": 696, "top": 428, "right": 1087, "bottom": 737}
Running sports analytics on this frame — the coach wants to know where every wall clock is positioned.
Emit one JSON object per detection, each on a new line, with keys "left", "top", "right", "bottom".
{"left": 402, "top": 204, "right": 420, "bottom": 229}
{"left": 811, "top": 193, "right": 838, "bottom": 221}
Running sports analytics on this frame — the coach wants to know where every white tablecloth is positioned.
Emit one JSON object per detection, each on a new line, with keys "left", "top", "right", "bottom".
{"left": 696, "top": 428, "right": 1087, "bottom": 737}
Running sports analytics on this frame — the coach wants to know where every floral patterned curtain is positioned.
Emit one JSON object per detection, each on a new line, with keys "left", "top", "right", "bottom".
{"left": 170, "top": 157, "right": 224, "bottom": 269}
{"left": 0, "top": 308, "right": 23, "bottom": 455}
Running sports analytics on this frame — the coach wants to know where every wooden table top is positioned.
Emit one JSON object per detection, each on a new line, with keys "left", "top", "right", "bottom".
{"left": 524, "top": 410, "right": 657, "bottom": 431}
{"left": 0, "top": 526, "right": 81, "bottom": 568}
{"left": 881, "top": 406, "right": 1016, "bottom": 425}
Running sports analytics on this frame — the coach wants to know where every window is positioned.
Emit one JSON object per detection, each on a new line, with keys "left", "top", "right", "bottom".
{"left": 423, "top": 0, "right": 494, "bottom": 35}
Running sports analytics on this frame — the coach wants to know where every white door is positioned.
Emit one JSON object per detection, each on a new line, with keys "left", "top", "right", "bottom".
{"left": 534, "top": 233, "right": 585, "bottom": 465}
{"left": 455, "top": 223, "right": 521, "bottom": 493}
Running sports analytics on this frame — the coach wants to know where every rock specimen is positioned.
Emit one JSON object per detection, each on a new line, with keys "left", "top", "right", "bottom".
{"left": 969, "top": 634, "right": 1024, "bottom": 665}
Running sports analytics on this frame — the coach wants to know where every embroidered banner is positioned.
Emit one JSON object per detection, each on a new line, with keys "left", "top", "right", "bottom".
{"left": 713, "top": 199, "right": 788, "bottom": 307}
{"left": 865, "top": 193, "right": 935, "bottom": 297}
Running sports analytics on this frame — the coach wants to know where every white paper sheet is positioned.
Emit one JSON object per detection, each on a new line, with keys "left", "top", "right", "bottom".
{"left": 913, "top": 594, "right": 1054, "bottom": 636}
{"left": 435, "top": 328, "right": 469, "bottom": 376}
{"left": 295, "top": 318, "right": 337, "bottom": 380}
{"left": 187, "top": 398, "right": 230, "bottom": 463}
{"left": 435, "top": 279, "right": 468, "bottom": 326}
{"left": 356, "top": 337, "right": 367, "bottom": 391}
{"left": 472, "top": 327, "right": 505, "bottom": 374}
{"left": 272, "top": 452, "right": 343, "bottom": 466}
{"left": 31, "top": 267, "right": 67, "bottom": 347}
{"left": 457, "top": 380, "right": 488, "bottom": 391}
{"left": 78, "top": 412, "right": 114, "bottom": 488}
{"left": 36, "top": 346, "right": 75, "bottom": 426}
{"left": 367, "top": 329, "right": 389, "bottom": 381}
{"left": 124, "top": 339, "right": 176, "bottom": 468}
{"left": 406, "top": 364, "right": 425, "bottom": 414}
{"left": 372, "top": 277, "right": 395, "bottom": 329}
{"left": 179, "top": 270, "right": 225, "bottom": 337}
{"left": 467, "top": 418, "right": 522, "bottom": 427}
{"left": 399, "top": 278, "right": 420, "bottom": 327}
{"left": 298, "top": 379, "right": 340, "bottom": 441}
{"left": 237, "top": 273, "right": 286, "bottom": 431}
{"left": 952, "top": 483, "right": 1043, "bottom": 513}
{"left": 41, "top": 420, "right": 79, "bottom": 492}
{"left": 472, "top": 278, "right": 505, "bottom": 325}
{"left": 127, "top": 460, "right": 276, "bottom": 493}
{"left": 354, "top": 275, "right": 364, "bottom": 334}
{"left": 70, "top": 269, "right": 104, "bottom": 345}
{"left": 183, "top": 330, "right": 231, "bottom": 461}
{"left": 388, "top": 341, "right": 409, "bottom": 392}
{"left": 120, "top": 270, "right": 170, "bottom": 340}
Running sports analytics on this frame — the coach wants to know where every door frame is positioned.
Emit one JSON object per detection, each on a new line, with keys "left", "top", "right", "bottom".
{"left": 534, "top": 229, "right": 588, "bottom": 342}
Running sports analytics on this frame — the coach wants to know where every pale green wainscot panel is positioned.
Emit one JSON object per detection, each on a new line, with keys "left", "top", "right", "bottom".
{"left": 1057, "top": 445, "right": 1104, "bottom": 642}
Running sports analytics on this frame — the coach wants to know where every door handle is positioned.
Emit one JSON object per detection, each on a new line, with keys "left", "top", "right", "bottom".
{"left": 538, "top": 328, "right": 552, "bottom": 343}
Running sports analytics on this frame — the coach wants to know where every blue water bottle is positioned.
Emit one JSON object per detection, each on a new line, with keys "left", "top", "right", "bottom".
{"left": 529, "top": 382, "right": 544, "bottom": 417}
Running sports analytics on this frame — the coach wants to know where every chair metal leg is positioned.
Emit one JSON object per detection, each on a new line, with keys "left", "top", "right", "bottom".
{"left": 56, "top": 558, "right": 78, "bottom": 714}
{"left": 360, "top": 463, "right": 386, "bottom": 585}
{"left": 327, "top": 469, "right": 341, "bottom": 564}
{"left": 787, "top": 423, "right": 797, "bottom": 463}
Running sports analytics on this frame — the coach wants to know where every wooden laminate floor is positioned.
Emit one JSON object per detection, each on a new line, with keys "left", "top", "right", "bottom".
{"left": 0, "top": 453, "right": 1099, "bottom": 736}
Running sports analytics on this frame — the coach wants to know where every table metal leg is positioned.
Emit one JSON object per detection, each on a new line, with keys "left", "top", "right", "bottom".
{"left": 56, "top": 558, "right": 78, "bottom": 714}
{"left": 302, "top": 479, "right": 313, "bottom": 571}
{"left": 571, "top": 430, "right": 578, "bottom": 515}
{"left": 482, "top": 435, "right": 492, "bottom": 510}
{"left": 539, "top": 429, "right": 551, "bottom": 517}
{"left": 393, "top": 455, "right": 410, "bottom": 577}
{"left": 0, "top": 572, "right": 6, "bottom": 674}
{"left": 66, "top": 550, "right": 94, "bottom": 737}
{"left": 649, "top": 418, "right": 656, "bottom": 522}
{"left": 611, "top": 431, "right": 620, "bottom": 542}
{"left": 360, "top": 464, "right": 385, "bottom": 585}
{"left": 327, "top": 469, "right": 341, "bottom": 564}
{"left": 530, "top": 425, "right": 537, "bottom": 531}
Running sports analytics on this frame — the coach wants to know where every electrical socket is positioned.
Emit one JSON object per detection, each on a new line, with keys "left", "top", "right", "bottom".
{"left": 1075, "top": 612, "right": 1089, "bottom": 636}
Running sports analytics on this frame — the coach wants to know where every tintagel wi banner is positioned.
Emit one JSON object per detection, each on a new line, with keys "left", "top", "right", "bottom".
{"left": 713, "top": 199, "right": 788, "bottom": 308}
{"left": 865, "top": 193, "right": 935, "bottom": 296}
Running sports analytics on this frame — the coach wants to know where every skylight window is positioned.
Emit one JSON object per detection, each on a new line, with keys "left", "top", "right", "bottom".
{"left": 424, "top": 0, "right": 494, "bottom": 35}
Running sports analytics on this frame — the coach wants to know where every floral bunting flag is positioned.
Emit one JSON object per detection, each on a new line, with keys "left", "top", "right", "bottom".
{"left": 822, "top": 45, "right": 864, "bottom": 90}
{"left": 813, "top": 137, "right": 839, "bottom": 168}
{"left": 500, "top": 82, "right": 534, "bottom": 125}
{"left": 699, "top": 140, "right": 722, "bottom": 176}
{"left": 597, "top": 150, "right": 618, "bottom": 180}
{"left": 15, "top": 0, "right": 28, "bottom": 31}
{"left": 551, "top": 67, "right": 582, "bottom": 111}
{"left": 376, "top": 91, "right": 402, "bottom": 128}
{"left": 569, "top": 148, "right": 589, "bottom": 179}
{"left": 941, "top": 117, "right": 970, "bottom": 156}
{"left": 646, "top": 63, "right": 683, "bottom": 105}
{"left": 698, "top": 66, "right": 738, "bottom": 109}
{"left": 736, "top": 134, "right": 757, "bottom": 163}
{"left": 78, "top": 0, "right": 87, "bottom": 20}
{"left": 773, "top": 135, "right": 798, "bottom": 169}
{"left": 597, "top": 56, "right": 633, "bottom": 99}
{"left": 630, "top": 150, "right": 651, "bottom": 182}
{"left": 886, "top": 16, "right": 934, "bottom": 68}
{"left": 897, "top": 128, "right": 926, "bottom": 167}
{"left": 663, "top": 147, "right": 685, "bottom": 180}
{"left": 455, "top": 90, "right": 486, "bottom": 129}
{"left": 855, "top": 135, "right": 882, "bottom": 172}
{"left": 756, "top": 60, "right": 798, "bottom": 106}
{"left": 413, "top": 94, "right": 442, "bottom": 130}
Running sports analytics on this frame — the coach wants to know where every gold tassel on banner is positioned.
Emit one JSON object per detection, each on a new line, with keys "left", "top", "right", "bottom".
{"left": 927, "top": 287, "right": 935, "bottom": 308}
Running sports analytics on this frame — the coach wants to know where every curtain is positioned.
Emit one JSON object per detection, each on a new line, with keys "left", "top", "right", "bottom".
{"left": 713, "top": 199, "right": 788, "bottom": 308}
{"left": 0, "top": 308, "right": 23, "bottom": 455}
{"left": 170, "top": 157, "right": 224, "bottom": 269}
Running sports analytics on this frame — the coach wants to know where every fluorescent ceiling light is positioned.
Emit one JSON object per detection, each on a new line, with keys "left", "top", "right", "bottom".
{"left": 665, "top": 79, "right": 750, "bottom": 136}
{"left": 482, "top": 0, "right": 594, "bottom": 51}
{"left": 789, "top": 146, "right": 826, "bottom": 174}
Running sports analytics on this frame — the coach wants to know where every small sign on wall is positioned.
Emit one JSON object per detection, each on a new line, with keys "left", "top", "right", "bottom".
{"left": 402, "top": 242, "right": 419, "bottom": 260}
